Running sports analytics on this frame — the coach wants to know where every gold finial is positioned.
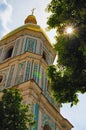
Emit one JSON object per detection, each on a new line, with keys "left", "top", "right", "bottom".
{"left": 31, "top": 8, "right": 36, "bottom": 15}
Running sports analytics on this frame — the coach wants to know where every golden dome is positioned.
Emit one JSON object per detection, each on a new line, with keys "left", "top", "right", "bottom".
{"left": 24, "top": 15, "right": 37, "bottom": 24}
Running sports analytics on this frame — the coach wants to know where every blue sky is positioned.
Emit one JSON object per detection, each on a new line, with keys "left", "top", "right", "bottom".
{"left": 0, "top": 0, "right": 86, "bottom": 130}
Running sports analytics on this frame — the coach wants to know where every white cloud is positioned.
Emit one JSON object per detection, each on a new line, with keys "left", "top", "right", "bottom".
{"left": 0, "top": 0, "right": 13, "bottom": 36}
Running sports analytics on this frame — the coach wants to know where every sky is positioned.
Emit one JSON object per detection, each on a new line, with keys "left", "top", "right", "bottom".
{"left": 0, "top": 0, "right": 86, "bottom": 130}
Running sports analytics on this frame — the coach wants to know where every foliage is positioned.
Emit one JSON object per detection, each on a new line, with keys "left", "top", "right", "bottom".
{"left": 47, "top": 0, "right": 86, "bottom": 106}
{"left": 0, "top": 88, "right": 35, "bottom": 130}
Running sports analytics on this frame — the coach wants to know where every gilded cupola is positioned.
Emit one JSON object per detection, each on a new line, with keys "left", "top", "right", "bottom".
{"left": 24, "top": 9, "right": 37, "bottom": 24}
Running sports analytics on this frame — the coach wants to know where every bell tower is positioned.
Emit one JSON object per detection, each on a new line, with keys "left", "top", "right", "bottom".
{"left": 0, "top": 13, "right": 73, "bottom": 130}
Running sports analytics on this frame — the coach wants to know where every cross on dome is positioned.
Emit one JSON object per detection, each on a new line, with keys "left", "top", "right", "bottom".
{"left": 31, "top": 8, "right": 36, "bottom": 15}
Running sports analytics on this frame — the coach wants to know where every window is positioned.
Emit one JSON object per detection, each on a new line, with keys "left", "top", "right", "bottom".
{"left": 47, "top": 80, "right": 51, "bottom": 94}
{"left": 4, "top": 46, "right": 13, "bottom": 60}
{"left": 15, "top": 62, "right": 26, "bottom": 85}
{"left": 0, "top": 75, "right": 3, "bottom": 83}
{"left": 32, "top": 63, "right": 40, "bottom": 83}
{"left": 24, "top": 37, "right": 37, "bottom": 53}
{"left": 42, "top": 51, "right": 47, "bottom": 62}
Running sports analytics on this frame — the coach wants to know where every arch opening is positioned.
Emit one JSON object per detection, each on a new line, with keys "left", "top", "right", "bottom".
{"left": 0, "top": 75, "right": 3, "bottom": 83}
{"left": 43, "top": 124, "right": 51, "bottom": 130}
{"left": 4, "top": 46, "right": 13, "bottom": 60}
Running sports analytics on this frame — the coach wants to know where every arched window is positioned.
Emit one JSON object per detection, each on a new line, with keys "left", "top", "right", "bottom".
{"left": 43, "top": 125, "right": 51, "bottom": 130}
{"left": 0, "top": 75, "right": 3, "bottom": 83}
{"left": 4, "top": 46, "right": 13, "bottom": 60}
